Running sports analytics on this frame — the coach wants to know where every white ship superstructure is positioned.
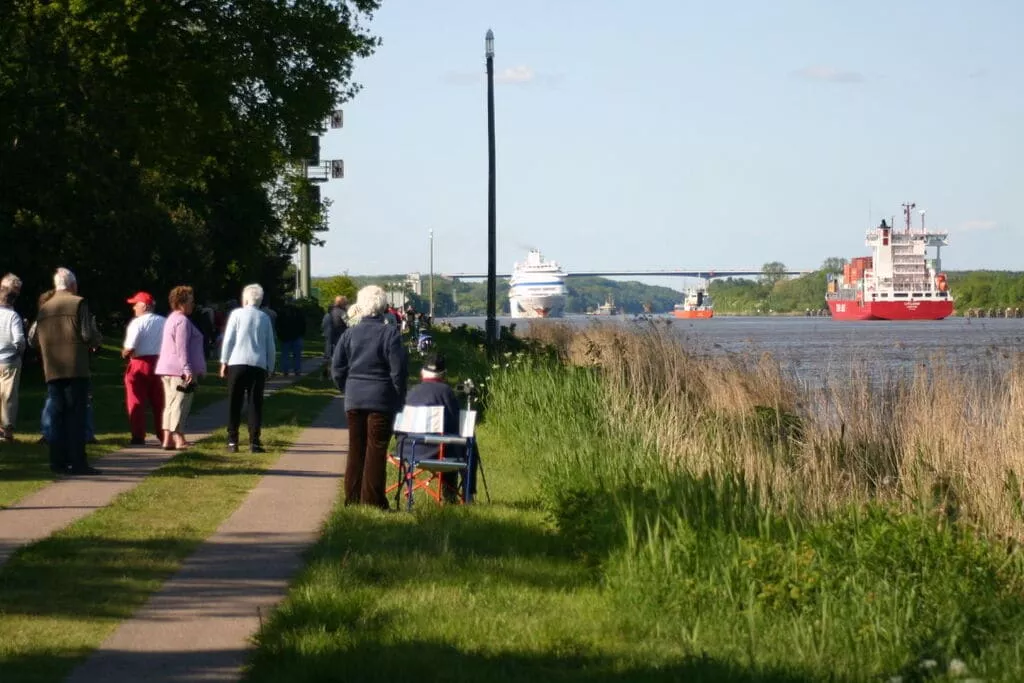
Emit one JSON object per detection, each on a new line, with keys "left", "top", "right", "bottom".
{"left": 508, "top": 249, "right": 567, "bottom": 319}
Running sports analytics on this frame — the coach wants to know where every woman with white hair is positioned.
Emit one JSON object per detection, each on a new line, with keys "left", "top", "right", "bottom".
{"left": 331, "top": 285, "right": 408, "bottom": 508}
{"left": 219, "top": 283, "right": 276, "bottom": 453}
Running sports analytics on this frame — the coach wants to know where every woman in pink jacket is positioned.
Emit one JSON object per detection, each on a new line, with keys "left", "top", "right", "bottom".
{"left": 155, "top": 285, "right": 207, "bottom": 450}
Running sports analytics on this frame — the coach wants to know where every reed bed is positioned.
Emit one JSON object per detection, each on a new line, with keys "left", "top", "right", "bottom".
{"left": 525, "top": 319, "right": 1024, "bottom": 538}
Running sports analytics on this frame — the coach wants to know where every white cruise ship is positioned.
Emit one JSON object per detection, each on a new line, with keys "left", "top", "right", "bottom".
{"left": 508, "top": 249, "right": 567, "bottom": 318}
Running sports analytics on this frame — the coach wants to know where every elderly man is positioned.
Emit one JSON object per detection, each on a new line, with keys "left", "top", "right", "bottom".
{"left": 28, "top": 268, "right": 103, "bottom": 475}
{"left": 0, "top": 273, "right": 25, "bottom": 442}
{"left": 122, "top": 291, "right": 166, "bottom": 445}
{"left": 396, "top": 353, "right": 465, "bottom": 502}
{"left": 220, "top": 283, "right": 276, "bottom": 453}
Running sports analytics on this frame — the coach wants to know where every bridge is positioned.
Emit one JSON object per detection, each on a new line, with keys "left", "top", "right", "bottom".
{"left": 442, "top": 268, "right": 813, "bottom": 280}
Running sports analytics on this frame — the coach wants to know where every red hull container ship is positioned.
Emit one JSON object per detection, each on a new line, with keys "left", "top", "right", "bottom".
{"left": 826, "top": 202, "right": 954, "bottom": 321}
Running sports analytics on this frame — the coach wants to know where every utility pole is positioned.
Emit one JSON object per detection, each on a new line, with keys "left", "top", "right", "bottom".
{"left": 429, "top": 228, "right": 435, "bottom": 319}
{"left": 296, "top": 109, "right": 345, "bottom": 300}
{"left": 485, "top": 29, "right": 497, "bottom": 352}
{"left": 299, "top": 159, "right": 311, "bottom": 299}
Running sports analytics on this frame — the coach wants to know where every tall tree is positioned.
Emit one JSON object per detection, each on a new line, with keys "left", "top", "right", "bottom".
{"left": 760, "top": 261, "right": 789, "bottom": 288}
{"left": 0, "top": 0, "right": 381, "bottom": 319}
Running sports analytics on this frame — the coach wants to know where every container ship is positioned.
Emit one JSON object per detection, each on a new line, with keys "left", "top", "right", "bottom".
{"left": 826, "top": 202, "right": 953, "bottom": 321}
{"left": 673, "top": 286, "right": 713, "bottom": 319}
{"left": 508, "top": 249, "right": 567, "bottom": 318}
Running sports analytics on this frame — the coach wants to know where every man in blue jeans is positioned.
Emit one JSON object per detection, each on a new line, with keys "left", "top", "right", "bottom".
{"left": 275, "top": 299, "right": 306, "bottom": 376}
{"left": 40, "top": 388, "right": 96, "bottom": 444}
{"left": 28, "top": 268, "right": 103, "bottom": 475}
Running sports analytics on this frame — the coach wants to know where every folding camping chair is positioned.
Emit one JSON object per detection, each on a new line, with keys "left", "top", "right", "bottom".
{"left": 386, "top": 405, "right": 479, "bottom": 511}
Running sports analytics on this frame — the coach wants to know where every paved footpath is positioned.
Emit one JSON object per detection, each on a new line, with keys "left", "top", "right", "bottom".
{"left": 66, "top": 396, "right": 347, "bottom": 683}
{"left": 0, "top": 359, "right": 324, "bottom": 568}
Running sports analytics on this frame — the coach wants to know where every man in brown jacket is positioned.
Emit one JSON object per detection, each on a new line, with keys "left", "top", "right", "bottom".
{"left": 28, "top": 267, "right": 103, "bottom": 475}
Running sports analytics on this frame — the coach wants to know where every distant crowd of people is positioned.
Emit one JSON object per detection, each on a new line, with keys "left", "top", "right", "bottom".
{"left": 0, "top": 270, "right": 452, "bottom": 500}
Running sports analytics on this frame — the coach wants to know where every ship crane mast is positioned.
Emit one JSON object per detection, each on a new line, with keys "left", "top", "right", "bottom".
{"left": 902, "top": 202, "right": 916, "bottom": 233}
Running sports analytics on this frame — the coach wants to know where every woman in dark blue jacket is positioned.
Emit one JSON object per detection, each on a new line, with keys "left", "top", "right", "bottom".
{"left": 331, "top": 286, "right": 408, "bottom": 508}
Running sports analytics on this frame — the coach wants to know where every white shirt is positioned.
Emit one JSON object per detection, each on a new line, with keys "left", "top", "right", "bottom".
{"left": 124, "top": 312, "right": 166, "bottom": 357}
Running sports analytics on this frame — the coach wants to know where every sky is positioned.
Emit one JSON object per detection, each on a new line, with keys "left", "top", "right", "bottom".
{"left": 312, "top": 0, "right": 1023, "bottom": 290}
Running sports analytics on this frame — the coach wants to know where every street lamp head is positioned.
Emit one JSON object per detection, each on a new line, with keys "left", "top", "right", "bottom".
{"left": 485, "top": 29, "right": 494, "bottom": 58}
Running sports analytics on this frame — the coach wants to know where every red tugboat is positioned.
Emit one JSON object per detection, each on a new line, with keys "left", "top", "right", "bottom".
{"left": 826, "top": 202, "right": 954, "bottom": 321}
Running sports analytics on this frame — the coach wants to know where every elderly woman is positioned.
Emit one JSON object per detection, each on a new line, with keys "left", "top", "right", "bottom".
{"left": 219, "top": 283, "right": 276, "bottom": 453}
{"left": 332, "top": 285, "right": 408, "bottom": 508}
{"left": 155, "top": 285, "right": 207, "bottom": 450}
{"left": 0, "top": 273, "right": 25, "bottom": 442}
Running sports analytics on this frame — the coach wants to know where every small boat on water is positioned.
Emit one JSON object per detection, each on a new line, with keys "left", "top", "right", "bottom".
{"left": 673, "top": 286, "right": 713, "bottom": 319}
{"left": 593, "top": 294, "right": 618, "bottom": 316}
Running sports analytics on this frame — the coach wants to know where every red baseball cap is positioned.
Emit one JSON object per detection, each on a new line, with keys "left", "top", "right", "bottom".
{"left": 126, "top": 291, "right": 155, "bottom": 306}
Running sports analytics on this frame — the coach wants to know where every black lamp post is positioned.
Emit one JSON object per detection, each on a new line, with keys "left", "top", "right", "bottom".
{"left": 485, "top": 29, "right": 497, "bottom": 352}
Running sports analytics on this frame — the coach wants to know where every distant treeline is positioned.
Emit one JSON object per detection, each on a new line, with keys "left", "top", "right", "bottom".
{"left": 317, "top": 266, "right": 1024, "bottom": 317}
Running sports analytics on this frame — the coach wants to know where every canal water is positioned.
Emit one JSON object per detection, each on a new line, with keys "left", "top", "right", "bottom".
{"left": 442, "top": 316, "right": 1024, "bottom": 385}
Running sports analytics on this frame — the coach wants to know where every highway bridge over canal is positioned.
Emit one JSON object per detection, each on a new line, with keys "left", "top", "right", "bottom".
{"left": 442, "top": 268, "right": 813, "bottom": 280}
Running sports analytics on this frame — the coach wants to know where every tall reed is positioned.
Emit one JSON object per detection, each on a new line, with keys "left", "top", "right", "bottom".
{"left": 525, "top": 320, "right": 1024, "bottom": 538}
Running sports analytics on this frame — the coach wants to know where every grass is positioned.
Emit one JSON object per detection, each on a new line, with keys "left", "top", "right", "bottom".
{"left": 0, "top": 345, "right": 228, "bottom": 508}
{"left": 0, "top": 375, "right": 338, "bottom": 683}
{"left": 243, "top": 324, "right": 1024, "bottom": 682}
{"left": 0, "top": 338, "right": 328, "bottom": 509}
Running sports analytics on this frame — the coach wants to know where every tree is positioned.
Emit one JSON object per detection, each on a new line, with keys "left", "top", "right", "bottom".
{"left": 315, "top": 276, "right": 358, "bottom": 310}
{"left": 821, "top": 257, "right": 847, "bottom": 273}
{"left": 760, "top": 261, "right": 789, "bottom": 288}
{"left": 0, "top": 1, "right": 381, "bottom": 320}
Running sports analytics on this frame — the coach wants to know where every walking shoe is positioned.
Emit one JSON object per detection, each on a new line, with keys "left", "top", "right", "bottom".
{"left": 69, "top": 465, "right": 102, "bottom": 476}
{"left": 129, "top": 437, "right": 146, "bottom": 446}
{"left": 49, "top": 464, "right": 69, "bottom": 475}
{"left": 250, "top": 443, "right": 266, "bottom": 454}
{"left": 86, "top": 437, "right": 99, "bottom": 445}
{"left": 227, "top": 442, "right": 239, "bottom": 453}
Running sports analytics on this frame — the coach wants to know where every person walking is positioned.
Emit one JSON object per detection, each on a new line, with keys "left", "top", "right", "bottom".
{"left": 321, "top": 295, "right": 348, "bottom": 359}
{"left": 0, "top": 274, "right": 25, "bottom": 442}
{"left": 321, "top": 295, "right": 347, "bottom": 378}
{"left": 220, "top": 283, "right": 275, "bottom": 453}
{"left": 155, "top": 285, "right": 206, "bottom": 450}
{"left": 122, "top": 291, "right": 166, "bottom": 445}
{"left": 28, "top": 268, "right": 103, "bottom": 475}
{"left": 276, "top": 298, "right": 306, "bottom": 376}
{"left": 331, "top": 285, "right": 408, "bottom": 508}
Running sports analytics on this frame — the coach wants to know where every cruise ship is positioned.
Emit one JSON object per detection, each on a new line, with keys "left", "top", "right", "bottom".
{"left": 508, "top": 249, "right": 567, "bottom": 318}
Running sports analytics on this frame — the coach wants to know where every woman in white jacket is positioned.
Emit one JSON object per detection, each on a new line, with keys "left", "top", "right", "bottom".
{"left": 219, "top": 284, "right": 276, "bottom": 453}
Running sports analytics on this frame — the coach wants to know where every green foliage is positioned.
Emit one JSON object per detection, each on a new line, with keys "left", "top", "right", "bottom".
{"left": 480, "top": 359, "right": 1024, "bottom": 678}
{"left": 821, "top": 256, "right": 847, "bottom": 273}
{"left": 313, "top": 276, "right": 358, "bottom": 310}
{"left": 760, "top": 261, "right": 789, "bottom": 287}
{"left": 0, "top": 1, "right": 381, "bottom": 319}
{"left": 946, "top": 271, "right": 1024, "bottom": 312}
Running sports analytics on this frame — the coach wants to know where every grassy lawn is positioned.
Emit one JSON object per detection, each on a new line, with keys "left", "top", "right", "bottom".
{"left": 0, "top": 376, "right": 339, "bottom": 683}
{"left": 0, "top": 337, "right": 327, "bottom": 509}
{"left": 242, "top": 325, "right": 1024, "bottom": 682}
{"left": 0, "top": 345, "right": 228, "bottom": 508}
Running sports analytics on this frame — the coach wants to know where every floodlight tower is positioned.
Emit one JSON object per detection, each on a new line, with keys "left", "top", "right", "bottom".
{"left": 296, "top": 109, "right": 346, "bottom": 299}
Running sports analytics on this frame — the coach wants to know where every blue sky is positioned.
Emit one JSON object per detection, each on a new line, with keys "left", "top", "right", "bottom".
{"left": 313, "top": 0, "right": 1022, "bottom": 288}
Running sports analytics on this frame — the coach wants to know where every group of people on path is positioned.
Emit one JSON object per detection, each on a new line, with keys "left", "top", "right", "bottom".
{"left": 0, "top": 268, "right": 282, "bottom": 474}
{"left": 1, "top": 272, "right": 461, "bottom": 507}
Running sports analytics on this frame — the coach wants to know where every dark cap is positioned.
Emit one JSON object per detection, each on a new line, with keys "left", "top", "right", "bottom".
{"left": 422, "top": 353, "right": 446, "bottom": 375}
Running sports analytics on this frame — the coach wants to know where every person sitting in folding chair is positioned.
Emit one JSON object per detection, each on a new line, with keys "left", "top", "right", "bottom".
{"left": 396, "top": 353, "right": 463, "bottom": 503}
